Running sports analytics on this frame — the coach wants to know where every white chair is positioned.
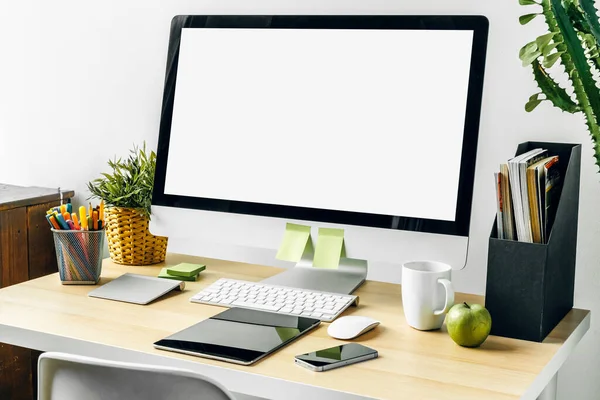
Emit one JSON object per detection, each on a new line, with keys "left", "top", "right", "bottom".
{"left": 38, "top": 352, "right": 237, "bottom": 400}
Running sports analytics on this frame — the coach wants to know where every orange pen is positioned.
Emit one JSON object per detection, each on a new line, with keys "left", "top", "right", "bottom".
{"left": 49, "top": 216, "right": 60, "bottom": 230}
{"left": 72, "top": 213, "right": 81, "bottom": 230}
{"left": 63, "top": 212, "right": 71, "bottom": 221}
{"left": 93, "top": 210, "right": 99, "bottom": 230}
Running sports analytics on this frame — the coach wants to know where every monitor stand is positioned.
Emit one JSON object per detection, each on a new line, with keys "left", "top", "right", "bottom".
{"left": 261, "top": 257, "right": 368, "bottom": 295}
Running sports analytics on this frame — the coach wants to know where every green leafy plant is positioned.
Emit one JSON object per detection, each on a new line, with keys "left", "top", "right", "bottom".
{"left": 519, "top": 0, "right": 600, "bottom": 170}
{"left": 87, "top": 143, "right": 156, "bottom": 219}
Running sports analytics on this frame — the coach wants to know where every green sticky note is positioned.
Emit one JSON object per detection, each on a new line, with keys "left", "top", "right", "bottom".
{"left": 167, "top": 263, "right": 206, "bottom": 277}
{"left": 276, "top": 223, "right": 313, "bottom": 262}
{"left": 158, "top": 268, "right": 198, "bottom": 282}
{"left": 313, "top": 228, "right": 345, "bottom": 269}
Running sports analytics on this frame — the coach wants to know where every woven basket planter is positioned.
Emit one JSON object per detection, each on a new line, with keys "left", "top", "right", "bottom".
{"left": 104, "top": 207, "right": 168, "bottom": 265}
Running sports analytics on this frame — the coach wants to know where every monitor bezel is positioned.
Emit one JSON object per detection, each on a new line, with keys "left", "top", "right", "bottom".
{"left": 152, "top": 15, "right": 489, "bottom": 237}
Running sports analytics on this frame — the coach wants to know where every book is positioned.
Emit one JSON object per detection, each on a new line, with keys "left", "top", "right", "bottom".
{"left": 526, "top": 159, "right": 544, "bottom": 243}
{"left": 508, "top": 148, "right": 547, "bottom": 242}
{"left": 500, "top": 164, "right": 516, "bottom": 240}
{"left": 494, "top": 172, "right": 504, "bottom": 239}
{"left": 526, "top": 156, "right": 559, "bottom": 243}
{"left": 544, "top": 157, "right": 561, "bottom": 241}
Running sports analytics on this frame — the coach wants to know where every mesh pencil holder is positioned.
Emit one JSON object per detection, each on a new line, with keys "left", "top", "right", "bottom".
{"left": 52, "top": 229, "right": 105, "bottom": 285}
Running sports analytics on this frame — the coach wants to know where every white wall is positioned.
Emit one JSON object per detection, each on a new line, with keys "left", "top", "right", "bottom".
{"left": 1, "top": 1, "right": 598, "bottom": 399}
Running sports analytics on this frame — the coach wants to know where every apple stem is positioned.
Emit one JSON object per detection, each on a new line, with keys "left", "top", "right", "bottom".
{"left": 463, "top": 302, "right": 470, "bottom": 309}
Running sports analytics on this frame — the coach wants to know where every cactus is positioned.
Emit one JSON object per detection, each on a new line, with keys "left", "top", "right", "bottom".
{"left": 519, "top": 0, "right": 600, "bottom": 170}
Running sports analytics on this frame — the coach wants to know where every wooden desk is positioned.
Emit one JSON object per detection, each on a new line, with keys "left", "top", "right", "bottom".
{"left": 0, "top": 253, "right": 589, "bottom": 400}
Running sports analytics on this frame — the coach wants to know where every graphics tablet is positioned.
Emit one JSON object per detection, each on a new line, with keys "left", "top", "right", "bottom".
{"left": 154, "top": 308, "right": 321, "bottom": 365}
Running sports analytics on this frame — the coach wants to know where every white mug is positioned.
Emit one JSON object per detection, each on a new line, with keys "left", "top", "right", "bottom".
{"left": 401, "top": 261, "right": 454, "bottom": 330}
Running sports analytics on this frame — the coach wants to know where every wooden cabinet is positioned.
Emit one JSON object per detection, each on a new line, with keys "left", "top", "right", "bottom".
{"left": 0, "top": 184, "right": 74, "bottom": 400}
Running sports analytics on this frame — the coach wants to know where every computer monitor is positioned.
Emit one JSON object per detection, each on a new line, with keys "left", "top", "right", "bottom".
{"left": 150, "top": 15, "right": 489, "bottom": 293}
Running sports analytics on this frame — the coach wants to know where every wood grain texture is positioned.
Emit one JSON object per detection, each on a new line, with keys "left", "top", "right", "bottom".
{"left": 0, "top": 184, "right": 74, "bottom": 212}
{"left": 27, "top": 202, "right": 60, "bottom": 280}
{"left": 0, "top": 208, "right": 29, "bottom": 287}
{"left": 0, "top": 253, "right": 589, "bottom": 400}
{"left": 0, "top": 344, "right": 33, "bottom": 400}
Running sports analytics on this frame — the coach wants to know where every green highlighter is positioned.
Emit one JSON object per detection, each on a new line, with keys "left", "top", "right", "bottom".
{"left": 166, "top": 263, "right": 206, "bottom": 278}
{"left": 158, "top": 268, "right": 198, "bottom": 282}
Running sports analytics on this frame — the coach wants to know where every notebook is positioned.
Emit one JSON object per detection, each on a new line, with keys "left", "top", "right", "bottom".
{"left": 88, "top": 273, "right": 185, "bottom": 305}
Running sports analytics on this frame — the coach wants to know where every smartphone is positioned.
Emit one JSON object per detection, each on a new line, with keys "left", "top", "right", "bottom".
{"left": 294, "top": 343, "right": 378, "bottom": 372}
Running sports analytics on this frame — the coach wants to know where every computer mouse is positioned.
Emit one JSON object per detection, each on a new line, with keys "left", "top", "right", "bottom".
{"left": 327, "top": 316, "right": 380, "bottom": 340}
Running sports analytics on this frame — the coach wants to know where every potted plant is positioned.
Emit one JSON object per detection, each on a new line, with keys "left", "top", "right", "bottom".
{"left": 519, "top": 0, "right": 600, "bottom": 170}
{"left": 87, "top": 143, "right": 168, "bottom": 265}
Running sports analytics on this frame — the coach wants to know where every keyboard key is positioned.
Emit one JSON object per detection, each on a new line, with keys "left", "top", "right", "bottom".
{"left": 280, "top": 307, "right": 293, "bottom": 313}
{"left": 291, "top": 309, "right": 303, "bottom": 315}
{"left": 311, "top": 312, "right": 322, "bottom": 318}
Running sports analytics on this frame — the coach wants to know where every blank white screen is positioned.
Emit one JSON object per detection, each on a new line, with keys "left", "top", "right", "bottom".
{"left": 164, "top": 28, "right": 473, "bottom": 221}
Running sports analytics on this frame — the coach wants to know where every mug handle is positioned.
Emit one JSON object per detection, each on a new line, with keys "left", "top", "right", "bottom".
{"left": 433, "top": 278, "right": 455, "bottom": 316}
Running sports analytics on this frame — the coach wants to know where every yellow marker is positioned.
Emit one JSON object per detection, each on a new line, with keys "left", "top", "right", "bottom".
{"left": 79, "top": 206, "right": 88, "bottom": 230}
{"left": 60, "top": 204, "right": 66, "bottom": 214}
{"left": 99, "top": 200, "right": 104, "bottom": 221}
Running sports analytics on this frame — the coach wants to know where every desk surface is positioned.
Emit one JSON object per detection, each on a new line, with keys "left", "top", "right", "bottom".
{"left": 0, "top": 254, "right": 590, "bottom": 400}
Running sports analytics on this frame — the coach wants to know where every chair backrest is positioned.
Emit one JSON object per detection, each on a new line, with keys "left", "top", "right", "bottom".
{"left": 38, "top": 352, "right": 236, "bottom": 400}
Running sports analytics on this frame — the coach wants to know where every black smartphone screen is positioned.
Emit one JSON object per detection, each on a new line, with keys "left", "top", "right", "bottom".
{"left": 295, "top": 343, "right": 377, "bottom": 368}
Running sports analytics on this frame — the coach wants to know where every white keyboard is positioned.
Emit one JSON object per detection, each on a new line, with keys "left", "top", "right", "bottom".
{"left": 191, "top": 278, "right": 358, "bottom": 322}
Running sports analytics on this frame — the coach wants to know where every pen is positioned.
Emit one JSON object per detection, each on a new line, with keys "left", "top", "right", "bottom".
{"left": 62, "top": 212, "right": 71, "bottom": 222}
{"left": 72, "top": 213, "right": 81, "bottom": 230}
{"left": 66, "top": 203, "right": 72, "bottom": 214}
{"left": 99, "top": 200, "right": 104, "bottom": 221}
{"left": 79, "top": 206, "right": 88, "bottom": 230}
{"left": 48, "top": 215, "right": 61, "bottom": 230}
{"left": 87, "top": 216, "right": 93, "bottom": 231}
{"left": 66, "top": 220, "right": 75, "bottom": 230}
{"left": 60, "top": 204, "right": 66, "bottom": 214}
{"left": 92, "top": 211, "right": 99, "bottom": 230}
{"left": 55, "top": 213, "right": 70, "bottom": 230}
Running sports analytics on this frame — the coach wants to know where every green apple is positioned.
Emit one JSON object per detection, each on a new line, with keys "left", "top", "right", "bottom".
{"left": 446, "top": 302, "right": 492, "bottom": 348}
